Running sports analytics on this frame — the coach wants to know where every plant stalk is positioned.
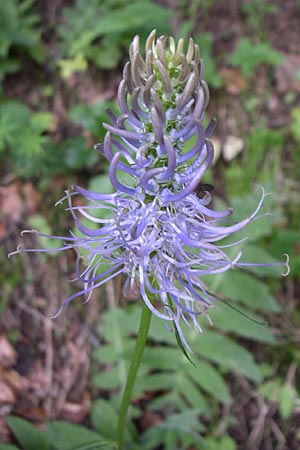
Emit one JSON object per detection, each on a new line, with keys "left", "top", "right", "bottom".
{"left": 117, "top": 303, "right": 152, "bottom": 450}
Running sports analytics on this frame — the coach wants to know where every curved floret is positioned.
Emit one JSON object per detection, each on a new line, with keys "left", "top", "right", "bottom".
{"left": 9, "top": 31, "right": 289, "bottom": 350}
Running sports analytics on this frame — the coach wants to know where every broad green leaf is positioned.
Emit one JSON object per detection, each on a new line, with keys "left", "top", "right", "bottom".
{"left": 31, "top": 112, "right": 54, "bottom": 133}
{"left": 204, "top": 435, "right": 237, "bottom": 450}
{"left": 0, "top": 445, "right": 20, "bottom": 450}
{"left": 186, "top": 360, "right": 232, "bottom": 404}
{"left": 93, "top": 340, "right": 134, "bottom": 366}
{"left": 91, "top": 399, "right": 135, "bottom": 445}
{"left": 190, "top": 330, "right": 262, "bottom": 382}
{"left": 209, "top": 271, "right": 281, "bottom": 312}
{"left": 259, "top": 379, "right": 281, "bottom": 402}
{"left": 63, "top": 136, "right": 98, "bottom": 169}
{"left": 86, "top": 43, "right": 121, "bottom": 69}
{"left": 142, "top": 410, "right": 203, "bottom": 450}
{"left": 86, "top": 2, "right": 171, "bottom": 36}
{"left": 279, "top": 384, "right": 295, "bottom": 419}
{"left": 96, "top": 307, "right": 139, "bottom": 341}
{"left": 69, "top": 101, "right": 117, "bottom": 139}
{"left": 93, "top": 367, "right": 127, "bottom": 390}
{"left": 209, "top": 302, "right": 276, "bottom": 344}
{"left": 178, "top": 374, "right": 209, "bottom": 410}
{"left": 94, "top": 306, "right": 261, "bottom": 418}
{"left": 135, "top": 372, "right": 175, "bottom": 393}
{"left": 59, "top": 0, "right": 171, "bottom": 61}
{"left": 5, "top": 416, "right": 49, "bottom": 450}
{"left": 142, "top": 346, "right": 185, "bottom": 371}
{"left": 148, "top": 391, "right": 188, "bottom": 412}
{"left": 48, "top": 421, "right": 112, "bottom": 450}
{"left": 147, "top": 313, "right": 176, "bottom": 344}
{"left": 90, "top": 399, "right": 118, "bottom": 440}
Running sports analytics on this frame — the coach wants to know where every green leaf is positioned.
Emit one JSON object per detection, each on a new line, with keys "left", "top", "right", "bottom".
{"left": 93, "top": 366, "right": 126, "bottom": 390}
{"left": 204, "top": 435, "right": 237, "bottom": 450}
{"left": 173, "top": 321, "right": 196, "bottom": 366}
{"left": 0, "top": 445, "right": 20, "bottom": 450}
{"left": 69, "top": 101, "right": 118, "bottom": 138}
{"left": 94, "top": 305, "right": 262, "bottom": 422}
{"left": 59, "top": 0, "right": 171, "bottom": 66}
{"left": 27, "top": 215, "right": 62, "bottom": 253}
{"left": 148, "top": 391, "right": 187, "bottom": 412}
{"left": 142, "top": 346, "right": 185, "bottom": 371}
{"left": 210, "top": 302, "right": 276, "bottom": 344}
{"left": 91, "top": 399, "right": 135, "bottom": 445}
{"left": 228, "top": 38, "right": 283, "bottom": 77}
{"left": 63, "top": 136, "right": 97, "bottom": 170}
{"left": 48, "top": 421, "right": 112, "bottom": 450}
{"left": 57, "top": 54, "right": 88, "bottom": 79}
{"left": 208, "top": 271, "right": 281, "bottom": 312}
{"left": 86, "top": 42, "right": 121, "bottom": 70}
{"left": 177, "top": 374, "right": 208, "bottom": 410}
{"left": 279, "top": 383, "right": 295, "bottom": 419}
{"left": 259, "top": 379, "right": 281, "bottom": 402}
{"left": 90, "top": 399, "right": 118, "bottom": 440}
{"left": 5, "top": 416, "right": 49, "bottom": 450}
{"left": 142, "top": 410, "right": 203, "bottom": 450}
{"left": 186, "top": 360, "right": 232, "bottom": 404}
{"left": 190, "top": 330, "right": 262, "bottom": 382}
{"left": 31, "top": 112, "right": 54, "bottom": 133}
{"left": 0, "top": 0, "right": 45, "bottom": 64}
{"left": 290, "top": 107, "right": 300, "bottom": 141}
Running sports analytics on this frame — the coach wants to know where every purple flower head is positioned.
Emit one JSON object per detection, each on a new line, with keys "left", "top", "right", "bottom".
{"left": 10, "top": 31, "right": 289, "bottom": 351}
{"left": 100, "top": 30, "right": 212, "bottom": 200}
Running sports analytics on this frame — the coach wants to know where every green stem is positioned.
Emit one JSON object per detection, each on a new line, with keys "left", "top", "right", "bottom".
{"left": 117, "top": 303, "right": 152, "bottom": 450}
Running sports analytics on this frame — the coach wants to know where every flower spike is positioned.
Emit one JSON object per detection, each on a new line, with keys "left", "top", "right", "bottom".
{"left": 10, "top": 31, "right": 289, "bottom": 351}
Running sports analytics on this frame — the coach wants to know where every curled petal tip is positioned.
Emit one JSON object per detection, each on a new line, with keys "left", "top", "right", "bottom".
{"left": 21, "top": 229, "right": 38, "bottom": 236}
{"left": 8, "top": 249, "right": 19, "bottom": 258}
{"left": 48, "top": 306, "right": 64, "bottom": 319}
{"left": 8, "top": 244, "right": 25, "bottom": 258}
{"left": 282, "top": 254, "right": 290, "bottom": 276}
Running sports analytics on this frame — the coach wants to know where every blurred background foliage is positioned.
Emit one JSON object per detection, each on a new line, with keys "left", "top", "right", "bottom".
{"left": 0, "top": 1, "right": 300, "bottom": 449}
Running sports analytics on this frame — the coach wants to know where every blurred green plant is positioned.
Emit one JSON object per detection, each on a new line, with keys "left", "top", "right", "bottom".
{"left": 58, "top": 0, "right": 171, "bottom": 75}
{"left": 0, "top": 100, "right": 54, "bottom": 177}
{"left": 194, "top": 32, "right": 223, "bottom": 88}
{"left": 69, "top": 100, "right": 118, "bottom": 143}
{"left": 0, "top": 252, "right": 21, "bottom": 315}
{"left": 2, "top": 416, "right": 118, "bottom": 450}
{"left": 177, "top": 0, "right": 217, "bottom": 39}
{"left": 241, "top": 0, "right": 278, "bottom": 34}
{"left": 0, "top": 0, "right": 45, "bottom": 85}
{"left": 224, "top": 126, "right": 284, "bottom": 196}
{"left": 290, "top": 107, "right": 300, "bottom": 143}
{"left": 0, "top": 99, "right": 117, "bottom": 178}
{"left": 259, "top": 378, "right": 299, "bottom": 420}
{"left": 227, "top": 37, "right": 283, "bottom": 78}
